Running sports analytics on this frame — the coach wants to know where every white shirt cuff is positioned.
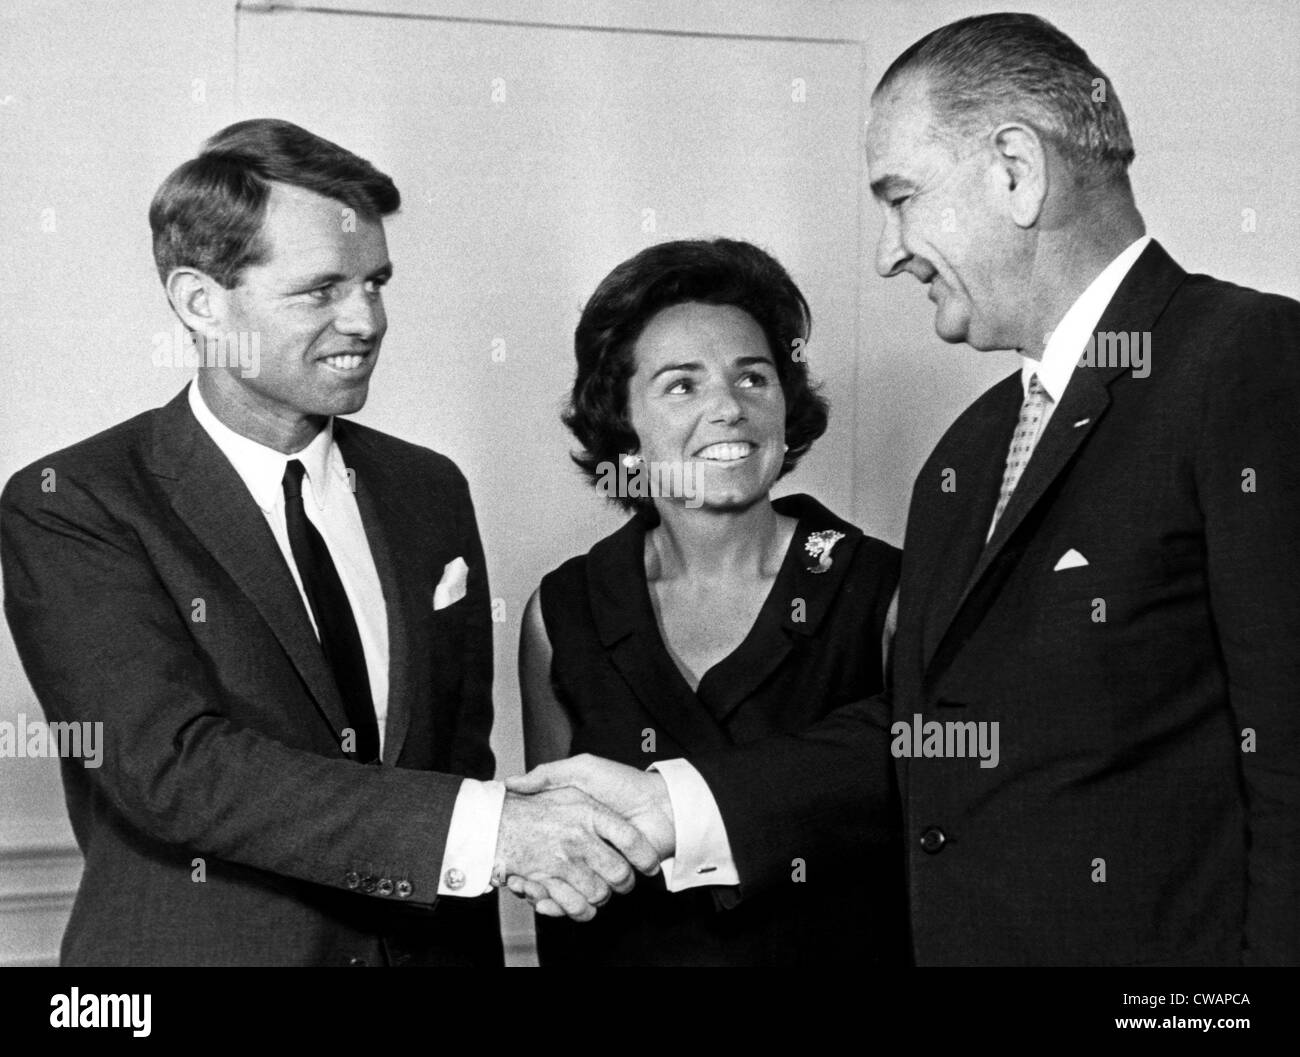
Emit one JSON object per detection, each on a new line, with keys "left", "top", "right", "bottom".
{"left": 649, "top": 758, "right": 739, "bottom": 890}
{"left": 436, "top": 778, "right": 506, "bottom": 897}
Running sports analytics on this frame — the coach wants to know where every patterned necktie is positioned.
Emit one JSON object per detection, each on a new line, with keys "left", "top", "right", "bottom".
{"left": 988, "top": 373, "right": 1050, "bottom": 538}
{"left": 282, "top": 459, "right": 380, "bottom": 763}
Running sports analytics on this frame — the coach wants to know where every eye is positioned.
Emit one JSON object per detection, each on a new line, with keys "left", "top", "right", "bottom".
{"left": 737, "top": 371, "right": 768, "bottom": 388}
{"left": 364, "top": 277, "right": 388, "bottom": 296}
{"left": 305, "top": 284, "right": 335, "bottom": 303}
{"left": 664, "top": 377, "right": 693, "bottom": 395}
{"left": 889, "top": 194, "right": 911, "bottom": 209}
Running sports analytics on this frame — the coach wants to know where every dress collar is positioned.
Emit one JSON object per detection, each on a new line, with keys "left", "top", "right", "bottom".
{"left": 587, "top": 493, "right": 863, "bottom": 644}
{"left": 583, "top": 493, "right": 869, "bottom": 737}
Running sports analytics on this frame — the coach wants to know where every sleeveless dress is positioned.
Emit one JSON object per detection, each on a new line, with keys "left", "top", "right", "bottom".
{"left": 535, "top": 493, "right": 909, "bottom": 966}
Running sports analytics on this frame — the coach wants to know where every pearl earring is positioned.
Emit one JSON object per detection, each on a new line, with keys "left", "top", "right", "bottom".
{"left": 621, "top": 453, "right": 642, "bottom": 468}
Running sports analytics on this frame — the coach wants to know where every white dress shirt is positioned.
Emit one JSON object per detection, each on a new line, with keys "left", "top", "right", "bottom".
{"left": 1022, "top": 234, "right": 1152, "bottom": 428}
{"left": 659, "top": 234, "right": 1154, "bottom": 888}
{"left": 188, "top": 382, "right": 502, "bottom": 897}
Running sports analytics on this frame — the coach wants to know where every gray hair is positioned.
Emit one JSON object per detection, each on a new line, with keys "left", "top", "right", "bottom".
{"left": 875, "top": 13, "right": 1135, "bottom": 184}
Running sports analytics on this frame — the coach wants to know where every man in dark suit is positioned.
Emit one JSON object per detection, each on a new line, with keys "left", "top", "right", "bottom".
{"left": 1, "top": 119, "right": 657, "bottom": 965}
{"left": 508, "top": 14, "right": 1299, "bottom": 965}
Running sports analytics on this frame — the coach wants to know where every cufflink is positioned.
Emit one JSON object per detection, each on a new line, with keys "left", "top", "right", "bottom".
{"left": 344, "top": 871, "right": 361, "bottom": 890}
{"left": 443, "top": 867, "right": 466, "bottom": 891}
{"left": 376, "top": 877, "right": 394, "bottom": 897}
{"left": 395, "top": 879, "right": 413, "bottom": 899}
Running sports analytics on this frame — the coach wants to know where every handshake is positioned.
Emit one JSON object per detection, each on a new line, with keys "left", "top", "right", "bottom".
{"left": 491, "top": 755, "right": 677, "bottom": 921}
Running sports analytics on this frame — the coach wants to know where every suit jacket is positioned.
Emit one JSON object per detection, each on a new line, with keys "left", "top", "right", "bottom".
{"left": 691, "top": 241, "right": 1300, "bottom": 965}
{"left": 1, "top": 388, "right": 503, "bottom": 966}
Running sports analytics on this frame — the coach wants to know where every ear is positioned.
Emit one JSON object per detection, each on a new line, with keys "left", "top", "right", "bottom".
{"left": 164, "top": 267, "right": 228, "bottom": 339}
{"left": 990, "top": 123, "right": 1048, "bottom": 228}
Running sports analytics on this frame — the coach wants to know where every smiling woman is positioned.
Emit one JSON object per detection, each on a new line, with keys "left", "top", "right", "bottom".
{"left": 516, "top": 239, "right": 907, "bottom": 966}
{"left": 562, "top": 238, "right": 827, "bottom": 512}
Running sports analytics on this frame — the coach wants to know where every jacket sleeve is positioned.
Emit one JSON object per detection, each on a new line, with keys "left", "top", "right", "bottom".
{"left": 689, "top": 539, "right": 902, "bottom": 903}
{"left": 688, "top": 693, "right": 897, "bottom": 901}
{"left": 1196, "top": 294, "right": 1300, "bottom": 965}
{"left": 1, "top": 464, "right": 463, "bottom": 908}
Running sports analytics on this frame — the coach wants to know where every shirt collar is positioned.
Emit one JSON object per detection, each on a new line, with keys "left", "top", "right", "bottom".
{"left": 187, "top": 380, "right": 341, "bottom": 514}
{"left": 1022, "top": 234, "right": 1152, "bottom": 402}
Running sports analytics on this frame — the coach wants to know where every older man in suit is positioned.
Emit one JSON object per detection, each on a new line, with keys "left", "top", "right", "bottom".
{"left": 1, "top": 119, "right": 657, "bottom": 966}
{"left": 510, "top": 14, "right": 1300, "bottom": 965}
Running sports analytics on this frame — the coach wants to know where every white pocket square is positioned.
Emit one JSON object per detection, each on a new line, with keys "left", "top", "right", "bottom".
{"left": 433, "top": 556, "right": 469, "bottom": 610}
{"left": 1053, "top": 548, "right": 1089, "bottom": 571}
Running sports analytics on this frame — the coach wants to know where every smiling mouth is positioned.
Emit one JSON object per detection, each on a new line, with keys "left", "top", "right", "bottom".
{"left": 694, "top": 441, "right": 756, "bottom": 462}
{"left": 319, "top": 352, "right": 372, "bottom": 372}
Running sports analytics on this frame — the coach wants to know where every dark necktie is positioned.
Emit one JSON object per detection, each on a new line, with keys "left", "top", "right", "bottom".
{"left": 281, "top": 459, "right": 380, "bottom": 763}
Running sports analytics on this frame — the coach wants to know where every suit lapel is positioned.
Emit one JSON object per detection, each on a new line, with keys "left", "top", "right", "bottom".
{"left": 922, "top": 240, "right": 1189, "bottom": 682}
{"left": 963, "top": 372, "right": 1112, "bottom": 599}
{"left": 335, "top": 423, "right": 418, "bottom": 766}
{"left": 918, "top": 377, "right": 1021, "bottom": 669}
{"left": 150, "top": 391, "right": 353, "bottom": 743}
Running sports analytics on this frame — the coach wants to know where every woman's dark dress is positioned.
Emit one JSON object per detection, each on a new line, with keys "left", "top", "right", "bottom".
{"left": 535, "top": 493, "right": 909, "bottom": 966}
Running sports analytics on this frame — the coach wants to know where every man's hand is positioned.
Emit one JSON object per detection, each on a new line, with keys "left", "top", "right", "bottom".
{"left": 507, "top": 754, "right": 677, "bottom": 856}
{"left": 493, "top": 786, "right": 659, "bottom": 922}
{"left": 503, "top": 753, "right": 679, "bottom": 920}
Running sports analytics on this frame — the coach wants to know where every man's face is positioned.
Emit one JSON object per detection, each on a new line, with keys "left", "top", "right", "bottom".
{"left": 210, "top": 182, "right": 391, "bottom": 432}
{"left": 866, "top": 77, "right": 1022, "bottom": 350}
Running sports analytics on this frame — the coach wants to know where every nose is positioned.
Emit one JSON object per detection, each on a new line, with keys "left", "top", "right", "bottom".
{"left": 875, "top": 210, "right": 908, "bottom": 279}
{"left": 705, "top": 381, "right": 745, "bottom": 424}
{"left": 334, "top": 285, "right": 385, "bottom": 341}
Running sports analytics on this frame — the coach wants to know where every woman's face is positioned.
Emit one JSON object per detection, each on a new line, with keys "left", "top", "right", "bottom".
{"left": 625, "top": 301, "right": 787, "bottom": 513}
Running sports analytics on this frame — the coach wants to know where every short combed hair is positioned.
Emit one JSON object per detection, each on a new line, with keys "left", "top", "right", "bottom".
{"left": 565, "top": 238, "right": 829, "bottom": 512}
{"left": 149, "top": 118, "right": 400, "bottom": 288}
{"left": 877, "top": 13, "right": 1136, "bottom": 184}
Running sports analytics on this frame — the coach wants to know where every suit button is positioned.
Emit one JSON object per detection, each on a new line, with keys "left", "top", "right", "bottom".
{"left": 344, "top": 871, "right": 361, "bottom": 890}
{"left": 395, "top": 880, "right": 413, "bottom": 899}
{"left": 347, "top": 957, "right": 367, "bottom": 967}
{"left": 376, "top": 877, "right": 394, "bottom": 897}
{"left": 360, "top": 874, "right": 378, "bottom": 894}
{"left": 920, "top": 826, "right": 947, "bottom": 854}
{"left": 443, "top": 867, "right": 466, "bottom": 891}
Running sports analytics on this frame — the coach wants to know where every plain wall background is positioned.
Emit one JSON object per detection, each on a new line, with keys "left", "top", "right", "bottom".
{"left": 1, "top": 0, "right": 1297, "bottom": 965}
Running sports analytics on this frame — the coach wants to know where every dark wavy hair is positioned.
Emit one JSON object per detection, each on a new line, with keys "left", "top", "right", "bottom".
{"left": 564, "top": 238, "right": 829, "bottom": 512}
{"left": 149, "top": 118, "right": 400, "bottom": 289}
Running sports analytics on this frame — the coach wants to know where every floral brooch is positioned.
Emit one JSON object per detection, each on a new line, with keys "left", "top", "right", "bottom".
{"left": 803, "top": 529, "right": 846, "bottom": 574}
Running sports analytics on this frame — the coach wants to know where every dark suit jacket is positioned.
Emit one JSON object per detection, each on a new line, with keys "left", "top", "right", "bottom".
{"left": 691, "top": 241, "right": 1300, "bottom": 965}
{"left": 1, "top": 387, "right": 503, "bottom": 966}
